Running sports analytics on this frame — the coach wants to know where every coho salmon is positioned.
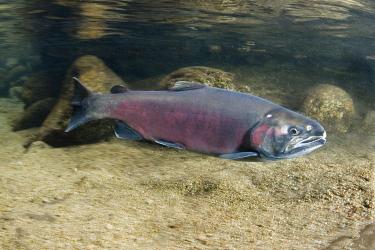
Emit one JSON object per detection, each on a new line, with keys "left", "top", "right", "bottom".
{"left": 65, "top": 78, "right": 326, "bottom": 160}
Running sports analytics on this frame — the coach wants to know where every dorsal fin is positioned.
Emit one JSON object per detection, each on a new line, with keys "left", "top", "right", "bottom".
{"left": 110, "top": 85, "right": 129, "bottom": 94}
{"left": 168, "top": 81, "right": 206, "bottom": 91}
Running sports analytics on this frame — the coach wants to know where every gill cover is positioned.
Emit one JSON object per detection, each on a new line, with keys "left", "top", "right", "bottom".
{"left": 250, "top": 108, "right": 326, "bottom": 159}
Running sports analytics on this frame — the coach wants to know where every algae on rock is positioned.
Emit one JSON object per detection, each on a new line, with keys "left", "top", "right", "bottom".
{"left": 302, "top": 84, "right": 355, "bottom": 133}
{"left": 12, "top": 98, "right": 56, "bottom": 131}
{"left": 19, "top": 71, "right": 61, "bottom": 107}
{"left": 39, "top": 55, "right": 126, "bottom": 146}
{"left": 159, "top": 65, "right": 292, "bottom": 106}
{"left": 159, "top": 66, "right": 237, "bottom": 90}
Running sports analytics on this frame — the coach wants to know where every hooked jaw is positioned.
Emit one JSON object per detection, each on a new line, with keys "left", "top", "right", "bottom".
{"left": 283, "top": 130, "right": 327, "bottom": 158}
{"left": 249, "top": 110, "right": 328, "bottom": 160}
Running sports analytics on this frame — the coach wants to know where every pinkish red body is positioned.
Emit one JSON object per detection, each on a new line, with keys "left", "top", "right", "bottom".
{"left": 93, "top": 87, "right": 277, "bottom": 154}
{"left": 67, "top": 78, "right": 327, "bottom": 160}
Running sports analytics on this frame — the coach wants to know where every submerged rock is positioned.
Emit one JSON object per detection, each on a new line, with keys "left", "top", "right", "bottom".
{"left": 160, "top": 66, "right": 282, "bottom": 104}
{"left": 10, "top": 75, "right": 28, "bottom": 88}
{"left": 363, "top": 110, "right": 375, "bottom": 134}
{"left": 363, "top": 111, "right": 375, "bottom": 148}
{"left": 6, "top": 65, "right": 28, "bottom": 82}
{"left": 5, "top": 57, "right": 19, "bottom": 68}
{"left": 159, "top": 66, "right": 236, "bottom": 90}
{"left": 20, "top": 71, "right": 61, "bottom": 107}
{"left": 39, "top": 55, "right": 126, "bottom": 146}
{"left": 0, "top": 64, "right": 29, "bottom": 94}
{"left": 302, "top": 84, "right": 355, "bottom": 133}
{"left": 12, "top": 98, "right": 56, "bottom": 131}
{"left": 28, "top": 140, "right": 52, "bottom": 153}
{"left": 159, "top": 66, "right": 294, "bottom": 105}
{"left": 8, "top": 86, "right": 23, "bottom": 99}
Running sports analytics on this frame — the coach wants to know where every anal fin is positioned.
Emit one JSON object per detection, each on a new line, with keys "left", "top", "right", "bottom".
{"left": 219, "top": 151, "right": 258, "bottom": 160}
{"left": 154, "top": 139, "right": 184, "bottom": 149}
{"left": 114, "top": 121, "right": 143, "bottom": 140}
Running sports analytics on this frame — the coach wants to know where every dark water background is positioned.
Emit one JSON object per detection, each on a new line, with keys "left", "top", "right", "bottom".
{"left": 0, "top": 0, "right": 375, "bottom": 111}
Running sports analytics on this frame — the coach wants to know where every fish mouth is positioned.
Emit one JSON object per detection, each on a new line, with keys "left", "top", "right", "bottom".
{"left": 284, "top": 133, "right": 327, "bottom": 158}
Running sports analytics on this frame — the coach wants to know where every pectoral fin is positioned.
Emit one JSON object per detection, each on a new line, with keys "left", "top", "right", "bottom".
{"left": 154, "top": 139, "right": 184, "bottom": 149}
{"left": 219, "top": 151, "right": 258, "bottom": 160}
{"left": 114, "top": 121, "right": 143, "bottom": 140}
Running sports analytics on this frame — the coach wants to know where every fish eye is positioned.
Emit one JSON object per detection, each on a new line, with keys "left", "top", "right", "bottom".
{"left": 289, "top": 127, "right": 300, "bottom": 136}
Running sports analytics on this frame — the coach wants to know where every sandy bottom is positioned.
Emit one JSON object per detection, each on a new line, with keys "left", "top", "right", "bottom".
{"left": 0, "top": 98, "right": 374, "bottom": 249}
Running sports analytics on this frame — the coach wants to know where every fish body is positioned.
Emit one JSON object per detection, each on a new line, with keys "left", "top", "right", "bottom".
{"left": 66, "top": 79, "right": 327, "bottom": 160}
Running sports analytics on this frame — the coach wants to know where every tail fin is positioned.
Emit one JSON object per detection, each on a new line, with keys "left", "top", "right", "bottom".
{"left": 65, "top": 77, "right": 93, "bottom": 132}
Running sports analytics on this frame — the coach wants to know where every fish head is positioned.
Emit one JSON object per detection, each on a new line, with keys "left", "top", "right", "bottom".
{"left": 250, "top": 108, "right": 327, "bottom": 160}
